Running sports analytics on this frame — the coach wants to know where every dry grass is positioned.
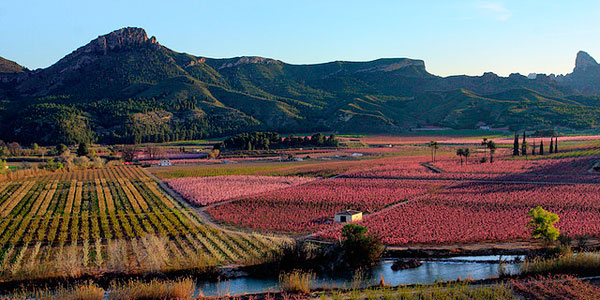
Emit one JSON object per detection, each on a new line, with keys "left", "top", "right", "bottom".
{"left": 520, "top": 251, "right": 600, "bottom": 276}
{"left": 108, "top": 278, "right": 196, "bottom": 300}
{"left": 4, "top": 278, "right": 196, "bottom": 300}
{"left": 55, "top": 244, "right": 86, "bottom": 278}
{"left": 58, "top": 281, "right": 105, "bottom": 300}
{"left": 7, "top": 281, "right": 104, "bottom": 300}
{"left": 279, "top": 270, "right": 315, "bottom": 294}
{"left": 106, "top": 239, "right": 129, "bottom": 273}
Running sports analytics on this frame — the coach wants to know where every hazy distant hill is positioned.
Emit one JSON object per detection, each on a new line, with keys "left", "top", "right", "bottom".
{"left": 1, "top": 27, "right": 599, "bottom": 145}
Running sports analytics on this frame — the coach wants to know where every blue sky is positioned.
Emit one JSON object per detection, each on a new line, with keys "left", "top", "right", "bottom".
{"left": 1, "top": 0, "right": 599, "bottom": 76}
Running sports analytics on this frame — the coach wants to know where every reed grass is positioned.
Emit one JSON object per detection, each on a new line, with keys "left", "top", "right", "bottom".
{"left": 520, "top": 251, "right": 600, "bottom": 276}
{"left": 279, "top": 270, "right": 315, "bottom": 294}
{"left": 108, "top": 278, "right": 196, "bottom": 300}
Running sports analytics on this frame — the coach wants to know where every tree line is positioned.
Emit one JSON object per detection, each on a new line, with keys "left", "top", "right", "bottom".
{"left": 513, "top": 132, "right": 559, "bottom": 157}
{"left": 215, "top": 132, "right": 340, "bottom": 151}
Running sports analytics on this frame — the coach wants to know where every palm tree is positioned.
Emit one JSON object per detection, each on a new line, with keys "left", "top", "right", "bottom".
{"left": 456, "top": 148, "right": 465, "bottom": 165}
{"left": 486, "top": 140, "right": 497, "bottom": 163}
{"left": 428, "top": 141, "right": 439, "bottom": 162}
{"left": 464, "top": 148, "right": 470, "bottom": 165}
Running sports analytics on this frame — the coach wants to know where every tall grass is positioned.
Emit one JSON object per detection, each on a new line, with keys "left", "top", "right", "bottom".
{"left": 279, "top": 270, "right": 315, "bottom": 294}
{"left": 108, "top": 278, "right": 196, "bottom": 300}
{"left": 5, "top": 278, "right": 197, "bottom": 300}
{"left": 8, "top": 281, "right": 104, "bottom": 300}
{"left": 520, "top": 251, "right": 600, "bottom": 276}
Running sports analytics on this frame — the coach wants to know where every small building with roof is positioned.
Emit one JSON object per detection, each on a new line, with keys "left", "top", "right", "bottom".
{"left": 334, "top": 210, "right": 363, "bottom": 223}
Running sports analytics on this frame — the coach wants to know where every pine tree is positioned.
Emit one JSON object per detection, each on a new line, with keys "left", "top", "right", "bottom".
{"left": 540, "top": 140, "right": 544, "bottom": 155}
{"left": 549, "top": 138, "right": 554, "bottom": 154}
{"left": 76, "top": 142, "right": 89, "bottom": 157}
{"left": 513, "top": 133, "right": 520, "bottom": 156}
{"left": 555, "top": 137, "right": 558, "bottom": 153}
{"left": 521, "top": 132, "right": 527, "bottom": 156}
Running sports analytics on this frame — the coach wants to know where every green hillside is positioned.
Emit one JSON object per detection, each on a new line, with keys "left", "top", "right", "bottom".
{"left": 1, "top": 27, "right": 599, "bottom": 145}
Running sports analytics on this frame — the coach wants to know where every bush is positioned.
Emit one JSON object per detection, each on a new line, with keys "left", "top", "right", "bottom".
{"left": 341, "top": 224, "right": 384, "bottom": 268}
{"left": 92, "top": 156, "right": 105, "bottom": 169}
{"left": 74, "top": 156, "right": 91, "bottom": 170}
{"left": 528, "top": 206, "right": 560, "bottom": 244}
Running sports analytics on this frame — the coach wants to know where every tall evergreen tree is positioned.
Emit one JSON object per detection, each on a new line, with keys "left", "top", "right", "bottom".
{"left": 549, "top": 138, "right": 554, "bottom": 154}
{"left": 555, "top": 137, "right": 558, "bottom": 153}
{"left": 513, "top": 133, "right": 519, "bottom": 156}
{"left": 521, "top": 132, "right": 527, "bottom": 156}
{"left": 540, "top": 140, "right": 544, "bottom": 155}
{"left": 531, "top": 141, "right": 536, "bottom": 156}
{"left": 77, "top": 142, "right": 89, "bottom": 157}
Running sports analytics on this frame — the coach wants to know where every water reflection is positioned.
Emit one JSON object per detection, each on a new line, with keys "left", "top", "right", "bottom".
{"left": 197, "top": 256, "right": 520, "bottom": 297}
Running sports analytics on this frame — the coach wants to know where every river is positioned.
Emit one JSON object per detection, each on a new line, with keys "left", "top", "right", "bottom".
{"left": 196, "top": 255, "right": 522, "bottom": 297}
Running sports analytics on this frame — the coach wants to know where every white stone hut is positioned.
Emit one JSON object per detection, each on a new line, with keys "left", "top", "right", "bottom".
{"left": 157, "top": 159, "right": 172, "bottom": 166}
{"left": 334, "top": 210, "right": 362, "bottom": 223}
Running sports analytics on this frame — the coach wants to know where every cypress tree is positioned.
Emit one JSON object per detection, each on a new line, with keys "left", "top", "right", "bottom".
{"left": 521, "top": 132, "right": 527, "bottom": 156}
{"left": 531, "top": 141, "right": 536, "bottom": 156}
{"left": 549, "top": 138, "right": 554, "bottom": 154}
{"left": 555, "top": 137, "right": 558, "bottom": 153}
{"left": 513, "top": 133, "right": 520, "bottom": 156}
{"left": 540, "top": 140, "right": 544, "bottom": 155}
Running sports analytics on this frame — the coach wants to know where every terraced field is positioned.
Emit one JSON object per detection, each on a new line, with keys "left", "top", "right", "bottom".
{"left": 0, "top": 166, "right": 287, "bottom": 281}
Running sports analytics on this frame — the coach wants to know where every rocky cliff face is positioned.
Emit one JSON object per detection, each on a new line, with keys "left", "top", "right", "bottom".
{"left": 55, "top": 27, "right": 160, "bottom": 72}
{"left": 71, "top": 27, "right": 160, "bottom": 57}
{"left": 553, "top": 50, "right": 600, "bottom": 95}
{"left": 574, "top": 51, "right": 599, "bottom": 72}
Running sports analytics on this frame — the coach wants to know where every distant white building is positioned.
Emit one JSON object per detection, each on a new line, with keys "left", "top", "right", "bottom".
{"left": 334, "top": 210, "right": 363, "bottom": 223}
{"left": 157, "top": 159, "right": 172, "bottom": 166}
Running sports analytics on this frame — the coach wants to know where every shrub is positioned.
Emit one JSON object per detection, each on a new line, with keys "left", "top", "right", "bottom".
{"left": 74, "top": 156, "right": 91, "bottom": 169}
{"left": 341, "top": 224, "right": 384, "bottom": 268}
{"left": 527, "top": 206, "right": 560, "bottom": 244}
{"left": 92, "top": 156, "right": 105, "bottom": 169}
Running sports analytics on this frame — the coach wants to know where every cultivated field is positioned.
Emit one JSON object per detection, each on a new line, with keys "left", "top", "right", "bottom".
{"left": 0, "top": 166, "right": 287, "bottom": 281}
{"left": 161, "top": 135, "right": 600, "bottom": 249}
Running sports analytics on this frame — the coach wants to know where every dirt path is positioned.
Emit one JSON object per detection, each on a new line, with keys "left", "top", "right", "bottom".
{"left": 147, "top": 170, "right": 294, "bottom": 240}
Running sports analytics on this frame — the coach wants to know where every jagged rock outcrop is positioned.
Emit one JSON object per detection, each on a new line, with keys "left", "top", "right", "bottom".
{"left": 574, "top": 51, "right": 599, "bottom": 72}
{"left": 72, "top": 27, "right": 159, "bottom": 57}
{"left": 553, "top": 50, "right": 600, "bottom": 95}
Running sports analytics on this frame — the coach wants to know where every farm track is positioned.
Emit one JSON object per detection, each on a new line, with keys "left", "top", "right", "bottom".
{"left": 148, "top": 171, "right": 294, "bottom": 240}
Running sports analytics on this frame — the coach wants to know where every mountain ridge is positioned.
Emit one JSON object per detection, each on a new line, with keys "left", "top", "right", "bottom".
{"left": 1, "top": 27, "right": 599, "bottom": 145}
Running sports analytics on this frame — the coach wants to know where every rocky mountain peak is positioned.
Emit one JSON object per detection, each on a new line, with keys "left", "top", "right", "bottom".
{"left": 72, "top": 27, "right": 160, "bottom": 57}
{"left": 574, "top": 51, "right": 598, "bottom": 72}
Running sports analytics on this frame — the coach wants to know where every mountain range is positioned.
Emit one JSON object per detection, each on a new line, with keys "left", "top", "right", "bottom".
{"left": 1, "top": 27, "right": 599, "bottom": 145}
